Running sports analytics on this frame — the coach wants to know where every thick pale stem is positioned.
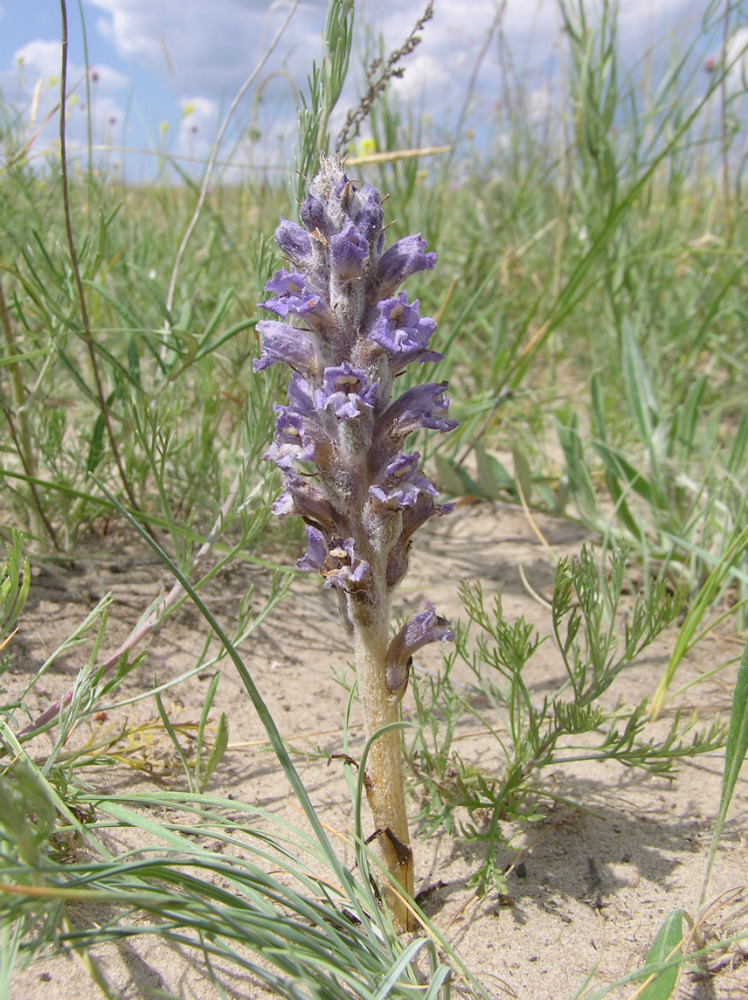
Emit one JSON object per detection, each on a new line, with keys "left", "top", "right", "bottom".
{"left": 352, "top": 606, "right": 414, "bottom": 932}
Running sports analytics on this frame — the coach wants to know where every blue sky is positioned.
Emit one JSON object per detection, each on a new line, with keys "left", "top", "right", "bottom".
{"left": 0, "top": 1, "right": 736, "bottom": 183}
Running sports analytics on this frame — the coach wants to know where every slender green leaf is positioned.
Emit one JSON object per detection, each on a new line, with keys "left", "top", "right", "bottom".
{"left": 555, "top": 412, "right": 599, "bottom": 524}
{"left": 621, "top": 316, "right": 659, "bottom": 443}
{"left": 475, "top": 443, "right": 512, "bottom": 499}
{"left": 638, "top": 909, "right": 684, "bottom": 1000}
{"left": 201, "top": 711, "right": 229, "bottom": 792}
{"left": 433, "top": 453, "right": 481, "bottom": 497}
{"left": 701, "top": 637, "right": 748, "bottom": 897}
{"left": 652, "top": 521, "right": 748, "bottom": 715}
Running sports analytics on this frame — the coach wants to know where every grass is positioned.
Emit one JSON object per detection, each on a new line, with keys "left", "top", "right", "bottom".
{"left": 2, "top": 0, "right": 748, "bottom": 996}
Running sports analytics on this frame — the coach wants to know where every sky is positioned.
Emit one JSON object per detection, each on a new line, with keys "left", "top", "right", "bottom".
{"left": 0, "top": 0, "right": 737, "bottom": 184}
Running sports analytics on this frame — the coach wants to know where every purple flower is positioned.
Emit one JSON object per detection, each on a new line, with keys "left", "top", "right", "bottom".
{"left": 297, "top": 524, "right": 328, "bottom": 571}
{"left": 253, "top": 321, "right": 318, "bottom": 378}
{"left": 367, "top": 293, "right": 443, "bottom": 370}
{"left": 380, "top": 381, "right": 459, "bottom": 441}
{"left": 271, "top": 491, "right": 295, "bottom": 518}
{"left": 286, "top": 373, "right": 317, "bottom": 418}
{"left": 353, "top": 184, "right": 384, "bottom": 245}
{"left": 261, "top": 270, "right": 330, "bottom": 325}
{"left": 330, "top": 221, "right": 369, "bottom": 281}
{"left": 377, "top": 234, "right": 436, "bottom": 297}
{"left": 370, "top": 452, "right": 439, "bottom": 509}
{"left": 268, "top": 375, "right": 327, "bottom": 466}
{"left": 263, "top": 407, "right": 325, "bottom": 470}
{"left": 298, "top": 528, "right": 370, "bottom": 593}
{"left": 323, "top": 537, "right": 370, "bottom": 591}
{"left": 275, "top": 218, "right": 312, "bottom": 262}
{"left": 385, "top": 608, "right": 455, "bottom": 694}
{"left": 315, "top": 364, "right": 378, "bottom": 420}
{"left": 273, "top": 473, "right": 342, "bottom": 536}
{"left": 299, "top": 194, "right": 330, "bottom": 236}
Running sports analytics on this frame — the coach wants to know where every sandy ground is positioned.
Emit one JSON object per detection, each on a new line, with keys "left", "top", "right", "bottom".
{"left": 6, "top": 501, "right": 748, "bottom": 999}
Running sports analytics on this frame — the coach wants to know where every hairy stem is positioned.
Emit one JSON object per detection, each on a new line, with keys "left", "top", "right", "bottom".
{"left": 352, "top": 606, "right": 413, "bottom": 932}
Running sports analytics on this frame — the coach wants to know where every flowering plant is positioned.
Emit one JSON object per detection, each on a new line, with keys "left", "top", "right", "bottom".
{"left": 255, "top": 156, "right": 456, "bottom": 930}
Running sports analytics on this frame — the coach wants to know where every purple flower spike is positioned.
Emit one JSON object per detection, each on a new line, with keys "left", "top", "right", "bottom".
{"left": 385, "top": 608, "right": 455, "bottom": 694}
{"left": 255, "top": 158, "right": 454, "bottom": 574}
{"left": 315, "top": 363, "right": 378, "bottom": 420}
{"left": 370, "top": 452, "right": 439, "bottom": 509}
{"left": 254, "top": 156, "right": 457, "bottom": 928}
{"left": 377, "top": 234, "right": 436, "bottom": 297}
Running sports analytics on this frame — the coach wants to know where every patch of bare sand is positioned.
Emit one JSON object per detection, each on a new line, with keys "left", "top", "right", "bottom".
{"left": 7, "top": 502, "right": 748, "bottom": 999}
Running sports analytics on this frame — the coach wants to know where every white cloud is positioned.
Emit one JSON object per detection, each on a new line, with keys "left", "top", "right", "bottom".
{"left": 13, "top": 37, "right": 126, "bottom": 94}
{"left": 4, "top": 37, "right": 130, "bottom": 170}
{"left": 91, "top": 0, "right": 163, "bottom": 62}
{"left": 727, "top": 26, "right": 748, "bottom": 92}
{"left": 14, "top": 39, "right": 63, "bottom": 81}
{"left": 617, "top": 0, "right": 692, "bottom": 21}
{"left": 86, "top": 0, "right": 326, "bottom": 94}
{"left": 390, "top": 53, "right": 450, "bottom": 101}
{"left": 87, "top": 61, "right": 128, "bottom": 91}
{"left": 527, "top": 83, "right": 553, "bottom": 121}
{"left": 176, "top": 94, "right": 220, "bottom": 159}
{"left": 0, "top": 0, "right": 716, "bottom": 180}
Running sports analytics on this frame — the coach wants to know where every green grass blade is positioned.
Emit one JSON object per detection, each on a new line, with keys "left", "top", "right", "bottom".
{"left": 700, "top": 636, "right": 748, "bottom": 903}
{"left": 652, "top": 522, "right": 748, "bottom": 715}
{"left": 621, "top": 315, "right": 658, "bottom": 443}
{"left": 555, "top": 411, "right": 600, "bottom": 525}
{"left": 373, "top": 938, "right": 442, "bottom": 1000}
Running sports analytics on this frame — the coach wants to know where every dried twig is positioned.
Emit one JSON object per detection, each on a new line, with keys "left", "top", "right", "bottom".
{"left": 335, "top": 2, "right": 434, "bottom": 153}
